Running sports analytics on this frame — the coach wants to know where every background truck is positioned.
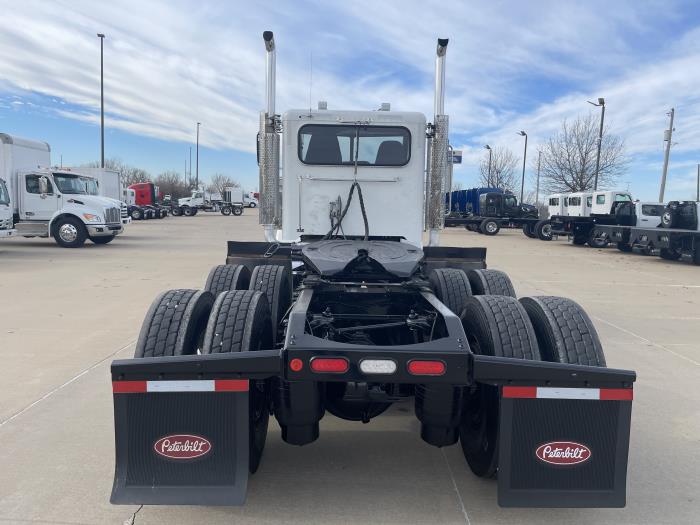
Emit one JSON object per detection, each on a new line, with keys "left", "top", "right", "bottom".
{"left": 63, "top": 167, "right": 130, "bottom": 226}
{"left": 0, "top": 177, "right": 17, "bottom": 238}
{"left": 446, "top": 190, "right": 540, "bottom": 236}
{"left": 0, "top": 133, "right": 123, "bottom": 247}
{"left": 593, "top": 201, "right": 700, "bottom": 263}
{"left": 109, "top": 32, "right": 635, "bottom": 510}
{"left": 127, "top": 182, "right": 168, "bottom": 219}
{"left": 445, "top": 187, "right": 502, "bottom": 219}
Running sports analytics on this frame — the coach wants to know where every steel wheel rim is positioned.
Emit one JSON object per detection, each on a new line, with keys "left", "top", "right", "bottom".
{"left": 58, "top": 223, "right": 78, "bottom": 243}
{"left": 486, "top": 222, "right": 497, "bottom": 233}
{"left": 542, "top": 224, "right": 552, "bottom": 238}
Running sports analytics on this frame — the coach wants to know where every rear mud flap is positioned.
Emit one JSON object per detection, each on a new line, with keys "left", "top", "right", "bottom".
{"left": 110, "top": 380, "right": 250, "bottom": 506}
{"left": 497, "top": 386, "right": 632, "bottom": 508}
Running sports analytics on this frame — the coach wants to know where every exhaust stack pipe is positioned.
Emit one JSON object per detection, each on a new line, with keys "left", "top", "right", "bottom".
{"left": 259, "top": 31, "right": 280, "bottom": 242}
{"left": 427, "top": 38, "right": 449, "bottom": 246}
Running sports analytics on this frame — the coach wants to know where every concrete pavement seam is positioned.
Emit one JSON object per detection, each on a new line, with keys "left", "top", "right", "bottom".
{"left": 441, "top": 448, "right": 471, "bottom": 525}
{"left": 0, "top": 340, "right": 136, "bottom": 428}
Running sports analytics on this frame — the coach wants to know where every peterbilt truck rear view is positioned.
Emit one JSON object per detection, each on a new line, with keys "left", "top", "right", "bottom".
{"left": 109, "top": 32, "right": 635, "bottom": 510}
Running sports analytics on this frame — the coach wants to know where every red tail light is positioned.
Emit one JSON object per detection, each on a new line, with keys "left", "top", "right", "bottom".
{"left": 407, "top": 360, "right": 446, "bottom": 376}
{"left": 289, "top": 358, "right": 304, "bottom": 372}
{"left": 310, "top": 357, "right": 349, "bottom": 374}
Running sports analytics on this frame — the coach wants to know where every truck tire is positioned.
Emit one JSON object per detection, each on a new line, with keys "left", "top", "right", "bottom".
{"left": 134, "top": 289, "right": 214, "bottom": 358}
{"left": 588, "top": 230, "right": 609, "bottom": 248}
{"left": 202, "top": 290, "right": 272, "bottom": 473}
{"left": 571, "top": 234, "right": 587, "bottom": 245}
{"left": 466, "top": 224, "right": 478, "bottom": 232}
{"left": 249, "top": 201, "right": 257, "bottom": 208}
{"left": 249, "top": 265, "right": 291, "bottom": 345}
{"left": 617, "top": 242, "right": 632, "bottom": 253}
{"left": 220, "top": 206, "right": 232, "bottom": 216}
{"left": 232, "top": 206, "right": 244, "bottom": 216}
{"left": 205, "top": 264, "right": 251, "bottom": 296}
{"left": 535, "top": 220, "right": 552, "bottom": 241}
{"left": 183, "top": 206, "right": 194, "bottom": 216}
{"left": 467, "top": 269, "right": 516, "bottom": 298}
{"left": 428, "top": 268, "right": 472, "bottom": 315}
{"left": 191, "top": 208, "right": 198, "bottom": 216}
{"left": 170, "top": 206, "right": 182, "bottom": 216}
{"left": 130, "top": 208, "right": 143, "bottom": 220}
{"left": 90, "top": 235, "right": 115, "bottom": 245}
{"left": 694, "top": 245, "right": 700, "bottom": 266}
{"left": 52, "top": 217, "right": 87, "bottom": 248}
{"left": 520, "top": 296, "right": 606, "bottom": 366}
{"left": 480, "top": 218, "right": 500, "bottom": 235}
{"left": 522, "top": 222, "right": 536, "bottom": 238}
{"left": 459, "top": 296, "right": 540, "bottom": 478}
{"left": 659, "top": 248, "right": 682, "bottom": 261}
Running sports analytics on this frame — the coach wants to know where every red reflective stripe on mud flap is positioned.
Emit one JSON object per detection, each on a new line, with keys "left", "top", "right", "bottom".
{"left": 502, "top": 386, "right": 537, "bottom": 398}
{"left": 215, "top": 379, "right": 249, "bottom": 392}
{"left": 112, "top": 381, "right": 147, "bottom": 393}
{"left": 599, "top": 388, "right": 633, "bottom": 401}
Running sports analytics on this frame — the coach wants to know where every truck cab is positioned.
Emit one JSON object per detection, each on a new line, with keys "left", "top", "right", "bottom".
{"left": 547, "top": 194, "right": 568, "bottom": 217}
{"left": 590, "top": 190, "right": 632, "bottom": 216}
{"left": 478, "top": 192, "right": 537, "bottom": 219}
{"left": 566, "top": 192, "right": 593, "bottom": 217}
{"left": 0, "top": 177, "right": 16, "bottom": 238}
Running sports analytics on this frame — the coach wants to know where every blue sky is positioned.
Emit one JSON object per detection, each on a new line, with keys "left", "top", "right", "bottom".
{"left": 1, "top": 0, "right": 699, "bottom": 201}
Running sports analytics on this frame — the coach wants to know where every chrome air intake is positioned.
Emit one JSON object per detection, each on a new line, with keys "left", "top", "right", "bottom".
{"left": 259, "top": 31, "right": 280, "bottom": 241}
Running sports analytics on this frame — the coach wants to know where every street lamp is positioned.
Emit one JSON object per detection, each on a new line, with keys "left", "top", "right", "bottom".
{"left": 97, "top": 33, "right": 105, "bottom": 168}
{"left": 484, "top": 145, "right": 492, "bottom": 186}
{"left": 517, "top": 131, "right": 527, "bottom": 203}
{"left": 587, "top": 97, "right": 605, "bottom": 191}
{"left": 195, "top": 122, "right": 201, "bottom": 189}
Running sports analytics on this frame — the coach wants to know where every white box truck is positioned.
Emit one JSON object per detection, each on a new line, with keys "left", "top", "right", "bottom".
{"left": 0, "top": 133, "right": 123, "bottom": 247}
{"left": 0, "top": 176, "right": 16, "bottom": 238}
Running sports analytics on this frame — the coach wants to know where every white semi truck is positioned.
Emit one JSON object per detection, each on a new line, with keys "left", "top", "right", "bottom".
{"left": 0, "top": 133, "right": 123, "bottom": 247}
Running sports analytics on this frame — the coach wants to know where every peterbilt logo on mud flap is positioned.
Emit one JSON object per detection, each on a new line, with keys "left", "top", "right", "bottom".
{"left": 153, "top": 435, "right": 212, "bottom": 459}
{"left": 535, "top": 441, "right": 591, "bottom": 465}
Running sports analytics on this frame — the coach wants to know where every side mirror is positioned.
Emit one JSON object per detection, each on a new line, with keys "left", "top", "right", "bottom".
{"left": 38, "top": 176, "right": 49, "bottom": 195}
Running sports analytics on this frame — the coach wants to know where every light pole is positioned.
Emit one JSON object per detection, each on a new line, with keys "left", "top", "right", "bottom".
{"left": 535, "top": 150, "right": 541, "bottom": 205}
{"left": 189, "top": 146, "right": 192, "bottom": 185}
{"left": 97, "top": 33, "right": 105, "bottom": 168}
{"left": 517, "top": 131, "right": 527, "bottom": 203}
{"left": 484, "top": 145, "right": 492, "bottom": 186}
{"left": 195, "top": 122, "right": 201, "bottom": 189}
{"left": 696, "top": 163, "right": 699, "bottom": 202}
{"left": 587, "top": 97, "right": 605, "bottom": 191}
{"left": 659, "top": 108, "right": 674, "bottom": 203}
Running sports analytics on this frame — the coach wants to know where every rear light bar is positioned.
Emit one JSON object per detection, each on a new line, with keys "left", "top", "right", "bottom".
{"left": 407, "top": 360, "right": 446, "bottom": 376}
{"left": 309, "top": 357, "right": 349, "bottom": 374}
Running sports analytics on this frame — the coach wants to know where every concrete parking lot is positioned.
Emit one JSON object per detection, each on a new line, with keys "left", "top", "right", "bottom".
{"left": 1, "top": 212, "right": 698, "bottom": 525}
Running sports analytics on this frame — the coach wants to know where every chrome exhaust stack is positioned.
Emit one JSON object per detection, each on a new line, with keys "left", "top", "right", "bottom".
{"left": 259, "top": 31, "right": 280, "bottom": 242}
{"left": 427, "top": 38, "right": 449, "bottom": 246}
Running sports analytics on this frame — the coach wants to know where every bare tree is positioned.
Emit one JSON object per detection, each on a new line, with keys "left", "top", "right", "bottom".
{"left": 207, "top": 173, "right": 240, "bottom": 196}
{"left": 155, "top": 171, "right": 190, "bottom": 200}
{"left": 451, "top": 181, "right": 464, "bottom": 192}
{"left": 479, "top": 146, "right": 518, "bottom": 191}
{"left": 540, "top": 113, "right": 627, "bottom": 193}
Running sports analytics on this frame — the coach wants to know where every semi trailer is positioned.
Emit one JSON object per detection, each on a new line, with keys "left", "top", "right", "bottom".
{"left": 593, "top": 201, "right": 700, "bottom": 263}
{"left": 109, "top": 32, "right": 635, "bottom": 509}
{"left": 0, "top": 133, "right": 123, "bottom": 247}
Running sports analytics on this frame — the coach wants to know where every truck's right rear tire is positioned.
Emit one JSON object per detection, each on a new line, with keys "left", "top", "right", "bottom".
{"left": 134, "top": 289, "right": 214, "bottom": 358}
{"left": 520, "top": 296, "right": 606, "bottom": 366}
{"left": 459, "top": 296, "right": 540, "bottom": 478}
{"left": 428, "top": 268, "right": 472, "bottom": 315}
{"left": 205, "top": 264, "right": 251, "bottom": 296}
{"left": 130, "top": 208, "right": 143, "bottom": 220}
{"left": 249, "top": 265, "right": 291, "bottom": 345}
{"left": 53, "top": 217, "right": 87, "bottom": 248}
{"left": 467, "top": 269, "right": 516, "bottom": 298}
{"left": 535, "top": 220, "right": 552, "bottom": 241}
{"left": 202, "top": 290, "right": 273, "bottom": 473}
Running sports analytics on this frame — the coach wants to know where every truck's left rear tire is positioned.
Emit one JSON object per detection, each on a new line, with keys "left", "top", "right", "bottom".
{"left": 249, "top": 265, "right": 291, "bottom": 345}
{"left": 467, "top": 269, "right": 516, "bottom": 297}
{"left": 535, "top": 220, "right": 552, "bottom": 241}
{"left": 205, "top": 264, "right": 251, "bottom": 296}
{"left": 522, "top": 222, "right": 536, "bottom": 238}
{"left": 459, "top": 296, "right": 540, "bottom": 478}
{"left": 520, "top": 296, "right": 606, "bottom": 366}
{"left": 480, "top": 218, "right": 500, "bottom": 235}
{"left": 428, "top": 268, "right": 472, "bottom": 315}
{"left": 202, "top": 290, "right": 273, "bottom": 473}
{"left": 134, "top": 289, "right": 214, "bottom": 358}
